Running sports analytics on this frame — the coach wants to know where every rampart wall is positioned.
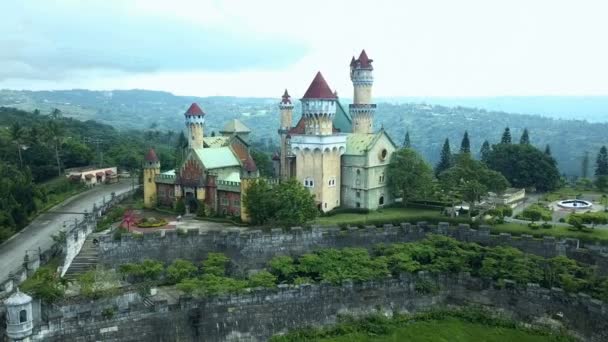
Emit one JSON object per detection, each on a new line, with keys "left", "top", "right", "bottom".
{"left": 99, "top": 222, "right": 608, "bottom": 275}
{"left": 31, "top": 273, "right": 608, "bottom": 342}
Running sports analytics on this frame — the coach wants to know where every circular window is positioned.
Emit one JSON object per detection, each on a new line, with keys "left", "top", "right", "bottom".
{"left": 379, "top": 149, "right": 388, "bottom": 161}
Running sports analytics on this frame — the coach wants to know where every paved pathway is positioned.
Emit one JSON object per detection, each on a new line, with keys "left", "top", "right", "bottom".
{"left": 0, "top": 180, "right": 134, "bottom": 283}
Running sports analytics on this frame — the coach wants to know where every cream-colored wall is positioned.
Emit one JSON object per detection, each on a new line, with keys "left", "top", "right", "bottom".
{"left": 354, "top": 86, "right": 372, "bottom": 104}
{"left": 295, "top": 148, "right": 341, "bottom": 212}
{"left": 352, "top": 115, "right": 372, "bottom": 134}
{"left": 143, "top": 167, "right": 159, "bottom": 208}
{"left": 189, "top": 123, "right": 204, "bottom": 149}
{"left": 280, "top": 108, "right": 292, "bottom": 128}
{"left": 304, "top": 116, "right": 333, "bottom": 135}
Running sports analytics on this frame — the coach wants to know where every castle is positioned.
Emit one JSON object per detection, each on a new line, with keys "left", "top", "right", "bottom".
{"left": 143, "top": 49, "right": 397, "bottom": 218}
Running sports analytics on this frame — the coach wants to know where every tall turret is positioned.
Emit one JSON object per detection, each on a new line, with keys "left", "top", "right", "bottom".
{"left": 143, "top": 148, "right": 160, "bottom": 208}
{"left": 301, "top": 72, "right": 337, "bottom": 136}
{"left": 289, "top": 72, "right": 346, "bottom": 212}
{"left": 278, "top": 89, "right": 294, "bottom": 179}
{"left": 350, "top": 49, "right": 376, "bottom": 134}
{"left": 184, "top": 103, "right": 205, "bottom": 149}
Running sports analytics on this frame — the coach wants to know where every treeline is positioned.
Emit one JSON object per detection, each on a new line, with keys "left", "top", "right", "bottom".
{"left": 0, "top": 107, "right": 177, "bottom": 242}
{"left": 389, "top": 127, "right": 561, "bottom": 213}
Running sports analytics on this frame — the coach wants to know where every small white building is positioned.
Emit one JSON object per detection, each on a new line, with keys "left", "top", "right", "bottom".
{"left": 66, "top": 166, "right": 118, "bottom": 185}
{"left": 488, "top": 188, "right": 526, "bottom": 208}
{"left": 3, "top": 289, "right": 33, "bottom": 341}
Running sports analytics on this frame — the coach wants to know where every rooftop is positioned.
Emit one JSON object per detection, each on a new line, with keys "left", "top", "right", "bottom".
{"left": 302, "top": 72, "right": 337, "bottom": 100}
{"left": 185, "top": 103, "right": 205, "bottom": 116}
{"left": 193, "top": 147, "right": 240, "bottom": 170}
{"left": 145, "top": 148, "right": 159, "bottom": 162}
{"left": 221, "top": 119, "right": 251, "bottom": 134}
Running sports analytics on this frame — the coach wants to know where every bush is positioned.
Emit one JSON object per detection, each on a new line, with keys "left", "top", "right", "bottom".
{"left": 119, "top": 259, "right": 164, "bottom": 282}
{"left": 175, "top": 198, "right": 186, "bottom": 215}
{"left": 558, "top": 218, "right": 566, "bottom": 223}
{"left": 202, "top": 253, "right": 229, "bottom": 276}
{"left": 21, "top": 267, "right": 67, "bottom": 303}
{"left": 248, "top": 270, "right": 277, "bottom": 288}
{"left": 528, "top": 222, "right": 540, "bottom": 230}
{"left": 167, "top": 259, "right": 197, "bottom": 284}
{"left": 541, "top": 222, "right": 553, "bottom": 229}
{"left": 136, "top": 217, "right": 168, "bottom": 228}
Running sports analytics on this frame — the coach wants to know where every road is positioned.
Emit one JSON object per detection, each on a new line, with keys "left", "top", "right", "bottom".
{"left": 0, "top": 180, "right": 134, "bottom": 283}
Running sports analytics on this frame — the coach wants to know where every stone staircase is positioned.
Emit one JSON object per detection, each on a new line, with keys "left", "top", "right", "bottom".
{"left": 64, "top": 236, "right": 99, "bottom": 280}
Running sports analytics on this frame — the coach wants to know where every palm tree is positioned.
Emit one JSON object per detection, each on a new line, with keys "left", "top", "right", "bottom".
{"left": 9, "top": 122, "right": 24, "bottom": 167}
{"left": 46, "top": 119, "right": 64, "bottom": 176}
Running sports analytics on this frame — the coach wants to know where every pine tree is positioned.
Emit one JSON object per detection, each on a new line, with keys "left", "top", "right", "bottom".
{"left": 403, "top": 131, "right": 411, "bottom": 148}
{"left": 520, "top": 128, "right": 530, "bottom": 145}
{"left": 435, "top": 138, "right": 453, "bottom": 176}
{"left": 544, "top": 144, "right": 552, "bottom": 156}
{"left": 582, "top": 151, "right": 589, "bottom": 178}
{"left": 460, "top": 131, "right": 471, "bottom": 154}
{"left": 480, "top": 140, "right": 491, "bottom": 163}
{"left": 596, "top": 146, "right": 608, "bottom": 176}
{"left": 501, "top": 127, "right": 512, "bottom": 144}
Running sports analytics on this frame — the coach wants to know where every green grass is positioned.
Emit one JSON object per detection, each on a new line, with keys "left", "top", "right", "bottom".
{"left": 493, "top": 222, "right": 608, "bottom": 242}
{"left": 315, "top": 207, "right": 444, "bottom": 226}
{"left": 543, "top": 186, "right": 606, "bottom": 202}
{"left": 319, "top": 317, "right": 570, "bottom": 342}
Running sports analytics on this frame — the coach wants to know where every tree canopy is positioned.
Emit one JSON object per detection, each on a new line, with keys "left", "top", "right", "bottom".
{"left": 485, "top": 143, "right": 560, "bottom": 191}
{"left": 459, "top": 131, "right": 470, "bottom": 154}
{"left": 500, "top": 127, "right": 512, "bottom": 144}
{"left": 387, "top": 148, "right": 435, "bottom": 205}
{"left": 243, "top": 178, "right": 317, "bottom": 226}
{"left": 435, "top": 138, "right": 453, "bottom": 177}
{"left": 519, "top": 128, "right": 530, "bottom": 145}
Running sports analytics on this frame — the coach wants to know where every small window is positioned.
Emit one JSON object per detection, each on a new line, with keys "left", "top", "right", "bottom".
{"left": 148, "top": 178, "right": 152, "bottom": 182}
{"left": 379, "top": 173, "right": 385, "bottom": 183}
{"left": 356, "top": 191, "right": 361, "bottom": 198}
{"left": 221, "top": 197, "right": 228, "bottom": 205}
{"left": 356, "top": 202, "right": 361, "bottom": 208}
{"left": 232, "top": 199, "right": 240, "bottom": 207}
{"left": 19, "top": 309, "right": 27, "bottom": 323}
{"left": 379, "top": 196, "right": 385, "bottom": 206}
{"left": 304, "top": 178, "right": 314, "bottom": 188}
{"left": 379, "top": 149, "right": 388, "bottom": 161}
{"left": 356, "top": 169, "right": 361, "bottom": 176}
{"left": 328, "top": 177, "right": 336, "bottom": 187}
{"left": 324, "top": 203, "right": 327, "bottom": 209}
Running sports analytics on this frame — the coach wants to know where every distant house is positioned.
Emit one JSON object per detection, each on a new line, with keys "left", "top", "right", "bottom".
{"left": 66, "top": 166, "right": 118, "bottom": 185}
{"left": 488, "top": 188, "right": 526, "bottom": 207}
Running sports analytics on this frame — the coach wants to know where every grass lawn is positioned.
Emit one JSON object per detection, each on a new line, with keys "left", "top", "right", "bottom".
{"left": 319, "top": 317, "right": 571, "bottom": 342}
{"left": 493, "top": 222, "right": 608, "bottom": 243}
{"left": 543, "top": 187, "right": 607, "bottom": 202}
{"left": 315, "top": 207, "right": 444, "bottom": 226}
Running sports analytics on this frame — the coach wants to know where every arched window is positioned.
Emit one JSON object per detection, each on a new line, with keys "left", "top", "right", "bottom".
{"left": 19, "top": 309, "right": 27, "bottom": 323}
{"left": 304, "top": 178, "right": 314, "bottom": 188}
{"left": 379, "top": 196, "right": 385, "bottom": 206}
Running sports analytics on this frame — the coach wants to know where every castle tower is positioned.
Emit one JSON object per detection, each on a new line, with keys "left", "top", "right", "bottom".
{"left": 350, "top": 49, "right": 376, "bottom": 134}
{"left": 4, "top": 288, "right": 34, "bottom": 342}
{"left": 143, "top": 148, "right": 160, "bottom": 208}
{"left": 184, "top": 103, "right": 205, "bottom": 149}
{"left": 278, "top": 89, "right": 293, "bottom": 179}
{"left": 289, "top": 72, "right": 346, "bottom": 212}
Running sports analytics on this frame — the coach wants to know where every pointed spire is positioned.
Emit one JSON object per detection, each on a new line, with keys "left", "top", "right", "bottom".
{"left": 333, "top": 89, "right": 338, "bottom": 97}
{"left": 185, "top": 103, "right": 205, "bottom": 116}
{"left": 302, "top": 71, "right": 337, "bottom": 99}
{"left": 350, "top": 56, "right": 356, "bottom": 66}
{"left": 144, "top": 148, "right": 159, "bottom": 163}
{"left": 281, "top": 89, "right": 292, "bottom": 104}
{"left": 355, "top": 49, "right": 373, "bottom": 69}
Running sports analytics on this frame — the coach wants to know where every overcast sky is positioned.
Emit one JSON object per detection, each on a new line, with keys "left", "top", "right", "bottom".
{"left": 1, "top": 0, "right": 607, "bottom": 97}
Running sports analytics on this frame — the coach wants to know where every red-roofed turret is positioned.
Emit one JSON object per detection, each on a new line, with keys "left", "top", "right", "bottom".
{"left": 302, "top": 72, "right": 337, "bottom": 99}
{"left": 144, "top": 148, "right": 159, "bottom": 163}
{"left": 350, "top": 49, "right": 375, "bottom": 134}
{"left": 185, "top": 103, "right": 205, "bottom": 116}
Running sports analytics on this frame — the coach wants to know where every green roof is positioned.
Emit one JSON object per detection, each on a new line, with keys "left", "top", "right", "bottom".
{"left": 203, "top": 136, "right": 230, "bottom": 148}
{"left": 194, "top": 147, "right": 240, "bottom": 169}
{"left": 333, "top": 101, "right": 352, "bottom": 133}
{"left": 345, "top": 133, "right": 378, "bottom": 155}
{"left": 220, "top": 171, "right": 241, "bottom": 183}
{"left": 221, "top": 119, "right": 251, "bottom": 133}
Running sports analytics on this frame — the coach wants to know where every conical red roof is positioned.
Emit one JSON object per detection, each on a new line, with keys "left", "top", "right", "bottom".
{"left": 185, "top": 103, "right": 205, "bottom": 116}
{"left": 281, "top": 89, "right": 291, "bottom": 104}
{"left": 356, "top": 49, "right": 373, "bottom": 69}
{"left": 145, "top": 148, "right": 159, "bottom": 162}
{"left": 302, "top": 72, "right": 337, "bottom": 99}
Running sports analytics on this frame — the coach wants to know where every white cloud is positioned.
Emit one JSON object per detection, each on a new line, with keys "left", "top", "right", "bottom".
{"left": 1, "top": 0, "right": 607, "bottom": 96}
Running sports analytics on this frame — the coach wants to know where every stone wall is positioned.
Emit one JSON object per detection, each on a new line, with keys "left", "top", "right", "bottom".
{"left": 31, "top": 273, "right": 608, "bottom": 342}
{"left": 98, "top": 222, "right": 608, "bottom": 275}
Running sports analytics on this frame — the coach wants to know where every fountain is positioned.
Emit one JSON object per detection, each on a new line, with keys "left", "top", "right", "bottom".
{"left": 557, "top": 199, "right": 593, "bottom": 210}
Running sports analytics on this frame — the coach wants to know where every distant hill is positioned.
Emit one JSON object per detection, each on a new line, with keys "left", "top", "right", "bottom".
{"left": 1, "top": 89, "right": 606, "bottom": 177}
